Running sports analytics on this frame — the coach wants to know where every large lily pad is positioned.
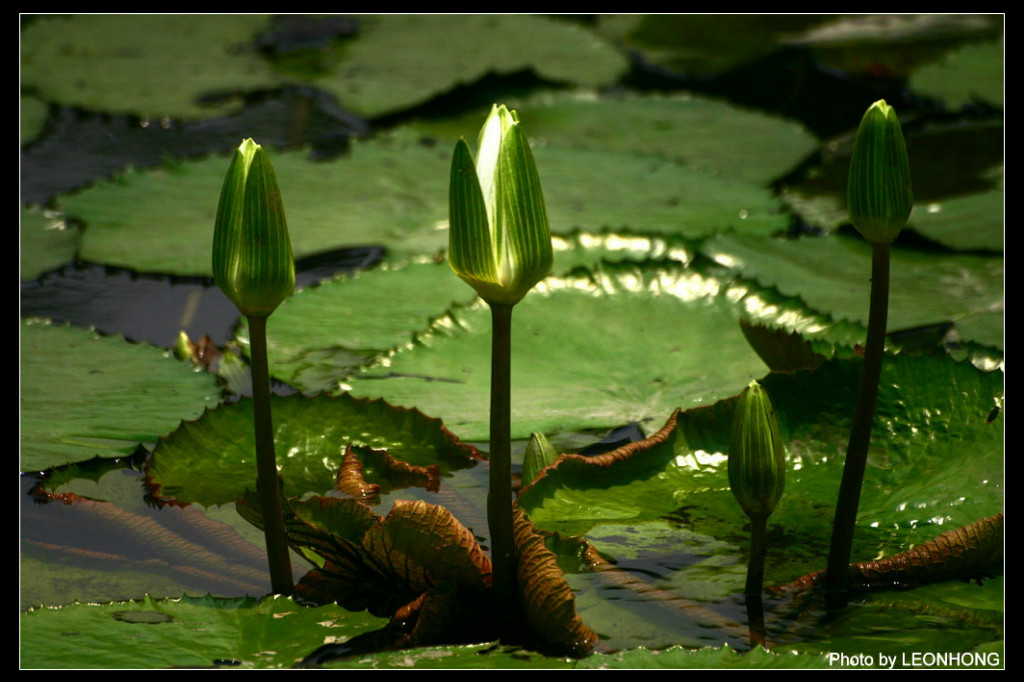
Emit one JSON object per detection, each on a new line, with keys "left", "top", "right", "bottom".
{"left": 701, "top": 231, "right": 1004, "bottom": 354}
{"left": 520, "top": 352, "right": 1003, "bottom": 580}
{"left": 594, "top": 15, "right": 835, "bottom": 76}
{"left": 343, "top": 262, "right": 771, "bottom": 441}
{"left": 311, "top": 15, "right": 628, "bottom": 119}
{"left": 909, "top": 180, "right": 1004, "bottom": 252}
{"left": 62, "top": 127, "right": 788, "bottom": 278}
{"left": 147, "top": 392, "right": 480, "bottom": 507}
{"left": 413, "top": 92, "right": 819, "bottom": 186}
{"left": 910, "top": 37, "right": 1004, "bottom": 109}
{"left": 253, "top": 261, "right": 478, "bottom": 392}
{"left": 20, "top": 319, "right": 221, "bottom": 472}
{"left": 61, "top": 137, "right": 452, "bottom": 276}
{"left": 20, "top": 15, "right": 281, "bottom": 120}
{"left": 20, "top": 594, "right": 389, "bottom": 669}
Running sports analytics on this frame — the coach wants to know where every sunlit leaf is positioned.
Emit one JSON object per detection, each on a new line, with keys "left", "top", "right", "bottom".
{"left": 343, "top": 262, "right": 772, "bottom": 441}
{"left": 147, "top": 393, "right": 480, "bottom": 507}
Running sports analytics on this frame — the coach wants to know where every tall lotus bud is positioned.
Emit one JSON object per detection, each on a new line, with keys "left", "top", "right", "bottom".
{"left": 728, "top": 380, "right": 786, "bottom": 520}
{"left": 847, "top": 100, "right": 913, "bottom": 245}
{"left": 213, "top": 138, "right": 295, "bottom": 318}
{"left": 448, "top": 104, "right": 553, "bottom": 306}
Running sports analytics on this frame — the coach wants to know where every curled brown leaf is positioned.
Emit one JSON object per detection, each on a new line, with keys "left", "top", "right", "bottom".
{"left": 769, "top": 512, "right": 1004, "bottom": 595}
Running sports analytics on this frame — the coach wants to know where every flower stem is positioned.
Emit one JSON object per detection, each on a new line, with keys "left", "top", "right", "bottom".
{"left": 488, "top": 302, "right": 517, "bottom": 631}
{"left": 824, "top": 242, "right": 891, "bottom": 609}
{"left": 745, "top": 514, "right": 769, "bottom": 597}
{"left": 247, "top": 314, "right": 294, "bottom": 596}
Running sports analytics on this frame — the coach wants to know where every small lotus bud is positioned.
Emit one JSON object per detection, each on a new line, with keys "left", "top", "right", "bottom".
{"left": 448, "top": 104, "right": 553, "bottom": 306}
{"left": 522, "top": 431, "right": 559, "bottom": 487}
{"left": 728, "top": 380, "right": 786, "bottom": 520}
{"left": 213, "top": 138, "right": 295, "bottom": 318}
{"left": 847, "top": 99, "right": 913, "bottom": 245}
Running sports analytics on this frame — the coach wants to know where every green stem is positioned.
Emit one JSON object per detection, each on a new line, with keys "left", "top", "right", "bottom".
{"left": 488, "top": 302, "right": 516, "bottom": 631}
{"left": 824, "top": 242, "right": 891, "bottom": 609}
{"left": 247, "top": 314, "right": 294, "bottom": 596}
{"left": 744, "top": 514, "right": 769, "bottom": 597}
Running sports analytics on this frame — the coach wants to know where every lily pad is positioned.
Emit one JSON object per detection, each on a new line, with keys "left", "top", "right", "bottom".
{"left": 412, "top": 91, "right": 820, "bottom": 186}
{"left": 343, "top": 262, "right": 770, "bottom": 442}
{"left": 61, "top": 138, "right": 452, "bottom": 276}
{"left": 20, "top": 15, "right": 281, "bottom": 120}
{"left": 21, "top": 465, "right": 291, "bottom": 608}
{"left": 20, "top": 319, "right": 222, "bottom": 472}
{"left": 535, "top": 145, "right": 788, "bottom": 239}
{"left": 311, "top": 15, "right": 628, "bottom": 119}
{"left": 700, "top": 231, "right": 1004, "bottom": 354}
{"left": 910, "top": 37, "right": 1004, "bottom": 109}
{"left": 62, "top": 129, "right": 788, "bottom": 278}
{"left": 20, "top": 94, "right": 49, "bottom": 145}
{"left": 253, "top": 261, "right": 478, "bottom": 392}
{"left": 20, "top": 205, "right": 78, "bottom": 281}
{"left": 20, "top": 594, "right": 389, "bottom": 669}
{"left": 520, "top": 352, "right": 1003, "bottom": 577}
{"left": 147, "top": 392, "right": 480, "bottom": 507}
{"left": 909, "top": 182, "right": 1004, "bottom": 252}
{"left": 594, "top": 15, "right": 835, "bottom": 76}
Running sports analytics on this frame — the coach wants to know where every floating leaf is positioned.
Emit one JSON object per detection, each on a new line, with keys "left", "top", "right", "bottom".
{"left": 20, "top": 15, "right": 281, "bottom": 120}
{"left": 147, "top": 393, "right": 480, "bottom": 507}
{"left": 20, "top": 594, "right": 389, "bottom": 669}
{"left": 520, "top": 353, "right": 1002, "bottom": 581}
{"left": 343, "top": 262, "right": 771, "bottom": 441}
{"left": 20, "top": 206, "right": 78, "bottom": 281}
{"left": 702, "top": 231, "right": 1004, "bottom": 354}
{"left": 257, "top": 261, "right": 478, "bottom": 392}
{"left": 413, "top": 92, "right": 820, "bottom": 186}
{"left": 20, "top": 319, "right": 221, "bottom": 471}
{"left": 312, "top": 15, "right": 628, "bottom": 118}
{"left": 910, "top": 37, "right": 1004, "bottom": 108}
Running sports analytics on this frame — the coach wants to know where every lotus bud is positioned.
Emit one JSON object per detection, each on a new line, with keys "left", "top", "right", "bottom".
{"left": 448, "top": 104, "right": 553, "bottom": 306}
{"left": 847, "top": 99, "right": 913, "bottom": 245}
{"left": 728, "top": 380, "right": 786, "bottom": 520}
{"left": 213, "top": 138, "right": 295, "bottom": 318}
{"left": 522, "top": 431, "right": 559, "bottom": 487}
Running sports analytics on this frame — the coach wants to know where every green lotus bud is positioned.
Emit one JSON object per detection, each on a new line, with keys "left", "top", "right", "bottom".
{"left": 448, "top": 104, "right": 553, "bottom": 306}
{"left": 522, "top": 431, "right": 559, "bottom": 487}
{"left": 728, "top": 380, "right": 786, "bottom": 520}
{"left": 213, "top": 138, "right": 295, "bottom": 318}
{"left": 847, "top": 99, "right": 913, "bottom": 245}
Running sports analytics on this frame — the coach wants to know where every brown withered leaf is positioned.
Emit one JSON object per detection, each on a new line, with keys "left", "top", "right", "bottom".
{"left": 335, "top": 444, "right": 442, "bottom": 504}
{"left": 253, "top": 495, "right": 491, "bottom": 617}
{"left": 513, "top": 508, "right": 598, "bottom": 657}
{"left": 769, "top": 512, "right": 1004, "bottom": 595}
